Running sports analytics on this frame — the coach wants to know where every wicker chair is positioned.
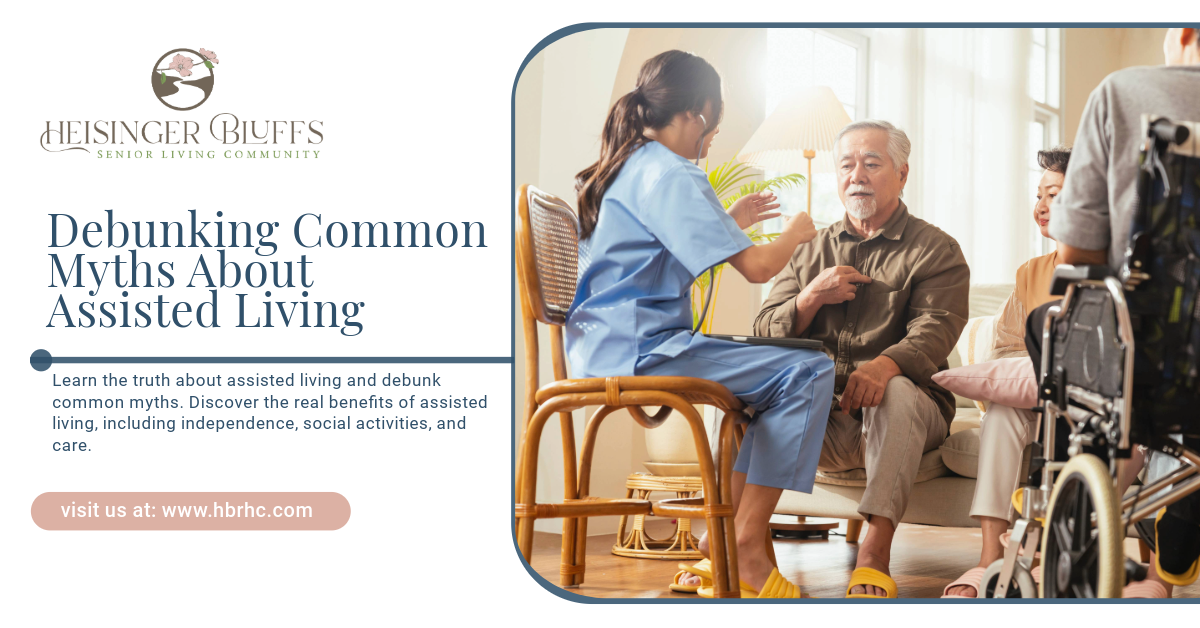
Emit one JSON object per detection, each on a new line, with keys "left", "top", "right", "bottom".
{"left": 515, "top": 184, "right": 749, "bottom": 597}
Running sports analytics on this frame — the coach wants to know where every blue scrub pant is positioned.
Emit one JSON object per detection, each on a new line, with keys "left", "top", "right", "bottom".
{"left": 636, "top": 335, "right": 835, "bottom": 493}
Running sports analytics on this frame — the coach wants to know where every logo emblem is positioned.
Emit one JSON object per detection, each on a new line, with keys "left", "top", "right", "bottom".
{"left": 151, "top": 48, "right": 219, "bottom": 111}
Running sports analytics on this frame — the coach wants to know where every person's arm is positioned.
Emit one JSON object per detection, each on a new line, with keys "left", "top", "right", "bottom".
{"left": 755, "top": 264, "right": 872, "bottom": 337}
{"left": 726, "top": 211, "right": 817, "bottom": 283}
{"left": 1049, "top": 80, "right": 1114, "bottom": 262}
{"left": 1058, "top": 242, "right": 1108, "bottom": 266}
{"left": 990, "top": 288, "right": 1029, "bottom": 360}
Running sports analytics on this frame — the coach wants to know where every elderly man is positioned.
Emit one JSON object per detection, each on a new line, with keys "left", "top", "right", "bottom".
{"left": 755, "top": 120, "right": 969, "bottom": 598}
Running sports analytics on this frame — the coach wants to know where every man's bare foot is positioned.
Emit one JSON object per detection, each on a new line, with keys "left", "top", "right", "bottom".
{"left": 849, "top": 548, "right": 891, "bottom": 597}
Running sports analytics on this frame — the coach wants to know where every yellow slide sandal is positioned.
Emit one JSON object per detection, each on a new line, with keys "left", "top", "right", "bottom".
{"left": 1155, "top": 508, "right": 1200, "bottom": 586}
{"left": 669, "top": 559, "right": 711, "bottom": 593}
{"left": 755, "top": 568, "right": 808, "bottom": 598}
{"left": 698, "top": 569, "right": 810, "bottom": 598}
{"left": 845, "top": 567, "right": 897, "bottom": 598}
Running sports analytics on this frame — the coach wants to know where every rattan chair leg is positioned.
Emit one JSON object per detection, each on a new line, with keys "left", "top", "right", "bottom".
{"left": 515, "top": 399, "right": 568, "bottom": 561}
{"left": 717, "top": 411, "right": 742, "bottom": 597}
{"left": 662, "top": 398, "right": 730, "bottom": 596}
{"left": 571, "top": 406, "right": 619, "bottom": 586}
{"left": 558, "top": 410, "right": 580, "bottom": 588}
{"left": 574, "top": 515, "right": 589, "bottom": 585}
{"left": 517, "top": 516, "right": 536, "bottom": 561}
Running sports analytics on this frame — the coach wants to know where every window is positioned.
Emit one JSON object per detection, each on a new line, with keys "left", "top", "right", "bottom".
{"left": 1029, "top": 28, "right": 1063, "bottom": 257}
{"left": 757, "top": 28, "right": 867, "bottom": 301}
{"left": 762, "top": 28, "right": 868, "bottom": 230}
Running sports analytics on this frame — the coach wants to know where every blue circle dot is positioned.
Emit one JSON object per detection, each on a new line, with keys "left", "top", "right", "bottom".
{"left": 216, "top": 211, "right": 223, "bottom": 217}
{"left": 122, "top": 291, "right": 129, "bottom": 297}
{"left": 302, "top": 291, "right": 309, "bottom": 297}
{"left": 30, "top": 349, "right": 52, "bottom": 372}
{"left": 265, "top": 291, "right": 272, "bottom": 298}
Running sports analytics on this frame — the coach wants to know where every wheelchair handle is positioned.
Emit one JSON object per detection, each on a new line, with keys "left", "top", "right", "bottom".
{"left": 1151, "top": 117, "right": 1190, "bottom": 146}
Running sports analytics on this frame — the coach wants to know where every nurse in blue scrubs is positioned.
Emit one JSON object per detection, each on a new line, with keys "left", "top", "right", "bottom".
{"left": 568, "top": 50, "right": 834, "bottom": 596}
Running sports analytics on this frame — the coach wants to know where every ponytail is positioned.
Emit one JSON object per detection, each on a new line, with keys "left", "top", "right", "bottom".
{"left": 575, "top": 90, "right": 648, "bottom": 239}
{"left": 574, "top": 50, "right": 722, "bottom": 240}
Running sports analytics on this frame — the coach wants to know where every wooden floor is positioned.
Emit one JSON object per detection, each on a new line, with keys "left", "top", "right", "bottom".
{"left": 530, "top": 520, "right": 1200, "bottom": 599}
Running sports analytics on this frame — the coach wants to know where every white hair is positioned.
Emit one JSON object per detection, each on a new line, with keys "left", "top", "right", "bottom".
{"left": 834, "top": 119, "right": 911, "bottom": 171}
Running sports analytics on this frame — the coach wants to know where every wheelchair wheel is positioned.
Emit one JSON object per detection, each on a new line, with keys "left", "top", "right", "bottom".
{"left": 1040, "top": 454, "right": 1123, "bottom": 598}
{"left": 979, "top": 558, "right": 1037, "bottom": 598}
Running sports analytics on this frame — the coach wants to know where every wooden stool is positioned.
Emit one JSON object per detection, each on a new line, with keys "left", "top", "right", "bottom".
{"left": 612, "top": 474, "right": 704, "bottom": 559}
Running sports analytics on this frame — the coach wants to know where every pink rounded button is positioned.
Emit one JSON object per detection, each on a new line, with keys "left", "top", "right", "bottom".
{"left": 32, "top": 492, "right": 350, "bottom": 530}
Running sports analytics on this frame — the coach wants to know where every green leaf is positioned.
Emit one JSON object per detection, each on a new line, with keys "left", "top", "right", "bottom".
{"left": 204, "top": 60, "right": 213, "bottom": 69}
{"left": 160, "top": 72, "right": 166, "bottom": 84}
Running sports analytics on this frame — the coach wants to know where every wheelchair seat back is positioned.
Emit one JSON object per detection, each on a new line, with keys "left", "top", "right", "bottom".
{"left": 1048, "top": 285, "right": 1125, "bottom": 400}
{"left": 1123, "top": 117, "right": 1200, "bottom": 441}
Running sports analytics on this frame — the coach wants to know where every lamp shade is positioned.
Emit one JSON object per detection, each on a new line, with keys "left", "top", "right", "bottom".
{"left": 738, "top": 86, "right": 853, "bottom": 174}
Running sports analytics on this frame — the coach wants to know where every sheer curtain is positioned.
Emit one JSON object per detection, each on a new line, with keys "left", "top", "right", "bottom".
{"left": 869, "top": 28, "right": 1034, "bottom": 283}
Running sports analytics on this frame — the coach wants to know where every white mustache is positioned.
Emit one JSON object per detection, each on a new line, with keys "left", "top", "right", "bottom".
{"left": 848, "top": 186, "right": 875, "bottom": 196}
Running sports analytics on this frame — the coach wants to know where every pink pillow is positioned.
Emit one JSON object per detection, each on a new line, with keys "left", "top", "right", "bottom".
{"left": 932, "top": 357, "right": 1038, "bottom": 409}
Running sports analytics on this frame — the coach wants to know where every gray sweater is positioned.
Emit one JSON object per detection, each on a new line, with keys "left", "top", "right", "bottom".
{"left": 1050, "top": 64, "right": 1200, "bottom": 270}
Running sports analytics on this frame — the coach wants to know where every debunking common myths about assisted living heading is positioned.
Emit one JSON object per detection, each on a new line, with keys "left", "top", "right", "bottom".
{"left": 43, "top": 210, "right": 489, "bottom": 337}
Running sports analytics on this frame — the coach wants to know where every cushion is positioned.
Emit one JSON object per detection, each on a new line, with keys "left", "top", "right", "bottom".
{"left": 950, "top": 408, "right": 982, "bottom": 433}
{"left": 815, "top": 449, "right": 949, "bottom": 487}
{"left": 932, "top": 357, "right": 1038, "bottom": 409}
{"left": 940, "top": 428, "right": 981, "bottom": 478}
{"left": 953, "top": 315, "right": 995, "bottom": 411}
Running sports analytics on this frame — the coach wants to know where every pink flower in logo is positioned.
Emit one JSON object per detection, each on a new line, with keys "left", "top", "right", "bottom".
{"left": 199, "top": 48, "right": 219, "bottom": 64}
{"left": 171, "top": 54, "right": 194, "bottom": 77}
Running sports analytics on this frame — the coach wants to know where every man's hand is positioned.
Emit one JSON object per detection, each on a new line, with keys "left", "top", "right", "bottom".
{"left": 801, "top": 266, "right": 873, "bottom": 307}
{"left": 726, "top": 191, "right": 780, "bottom": 230}
{"left": 840, "top": 356, "right": 902, "bottom": 413}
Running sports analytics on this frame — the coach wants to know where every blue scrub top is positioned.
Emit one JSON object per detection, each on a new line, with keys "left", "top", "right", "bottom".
{"left": 566, "top": 141, "right": 753, "bottom": 378}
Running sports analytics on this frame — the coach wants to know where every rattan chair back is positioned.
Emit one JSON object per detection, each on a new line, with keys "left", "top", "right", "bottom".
{"left": 516, "top": 185, "right": 580, "bottom": 326}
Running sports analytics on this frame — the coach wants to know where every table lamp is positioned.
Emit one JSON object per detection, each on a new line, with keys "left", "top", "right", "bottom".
{"left": 738, "top": 86, "right": 854, "bottom": 214}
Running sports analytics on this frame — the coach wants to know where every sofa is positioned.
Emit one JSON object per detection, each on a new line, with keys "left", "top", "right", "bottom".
{"left": 773, "top": 283, "right": 1017, "bottom": 529}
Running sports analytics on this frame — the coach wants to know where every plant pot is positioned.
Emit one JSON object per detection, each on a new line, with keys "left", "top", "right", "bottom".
{"left": 642, "top": 405, "right": 718, "bottom": 477}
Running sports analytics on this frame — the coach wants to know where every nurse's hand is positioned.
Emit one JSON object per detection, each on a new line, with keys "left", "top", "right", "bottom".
{"left": 727, "top": 191, "right": 780, "bottom": 230}
{"left": 781, "top": 211, "right": 817, "bottom": 244}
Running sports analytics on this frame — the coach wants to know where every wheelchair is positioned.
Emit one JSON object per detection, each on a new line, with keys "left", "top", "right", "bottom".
{"left": 981, "top": 117, "right": 1200, "bottom": 598}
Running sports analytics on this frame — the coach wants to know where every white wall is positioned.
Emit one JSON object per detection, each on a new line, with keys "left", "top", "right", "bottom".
{"left": 1064, "top": 28, "right": 1168, "bottom": 146}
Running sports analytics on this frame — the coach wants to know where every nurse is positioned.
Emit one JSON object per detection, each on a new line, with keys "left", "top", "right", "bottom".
{"left": 568, "top": 50, "right": 835, "bottom": 598}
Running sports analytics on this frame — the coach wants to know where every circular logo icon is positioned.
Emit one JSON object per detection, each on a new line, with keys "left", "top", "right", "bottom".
{"left": 151, "top": 48, "right": 218, "bottom": 111}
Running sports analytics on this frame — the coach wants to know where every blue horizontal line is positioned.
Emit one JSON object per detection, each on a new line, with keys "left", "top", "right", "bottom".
{"left": 51, "top": 357, "right": 513, "bottom": 364}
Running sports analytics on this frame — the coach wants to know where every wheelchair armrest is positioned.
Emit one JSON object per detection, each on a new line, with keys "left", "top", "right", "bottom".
{"left": 1049, "top": 264, "right": 1113, "bottom": 296}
